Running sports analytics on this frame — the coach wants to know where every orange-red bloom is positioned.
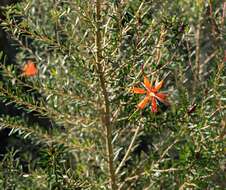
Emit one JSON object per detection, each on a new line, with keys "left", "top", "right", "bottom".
{"left": 22, "top": 60, "right": 38, "bottom": 77}
{"left": 131, "top": 76, "right": 168, "bottom": 113}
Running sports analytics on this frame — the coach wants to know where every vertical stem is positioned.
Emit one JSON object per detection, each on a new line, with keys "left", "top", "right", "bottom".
{"left": 193, "top": 11, "right": 202, "bottom": 97}
{"left": 192, "top": 2, "right": 203, "bottom": 94}
{"left": 195, "top": 18, "right": 201, "bottom": 83}
{"left": 95, "top": 0, "right": 117, "bottom": 189}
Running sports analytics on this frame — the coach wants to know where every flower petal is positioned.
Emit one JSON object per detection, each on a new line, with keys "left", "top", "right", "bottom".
{"left": 144, "top": 76, "right": 152, "bottom": 91}
{"left": 152, "top": 80, "right": 163, "bottom": 92}
{"left": 22, "top": 60, "right": 38, "bottom": 77}
{"left": 151, "top": 97, "right": 157, "bottom": 112}
{"left": 137, "top": 96, "right": 150, "bottom": 109}
{"left": 131, "top": 87, "right": 146, "bottom": 94}
{"left": 155, "top": 93, "right": 167, "bottom": 102}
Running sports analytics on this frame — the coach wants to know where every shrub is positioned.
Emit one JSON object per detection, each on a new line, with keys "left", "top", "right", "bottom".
{"left": 0, "top": 0, "right": 225, "bottom": 189}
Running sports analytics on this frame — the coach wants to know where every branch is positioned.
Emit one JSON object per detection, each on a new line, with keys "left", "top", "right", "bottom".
{"left": 95, "top": 0, "right": 117, "bottom": 189}
{"left": 115, "top": 125, "right": 141, "bottom": 175}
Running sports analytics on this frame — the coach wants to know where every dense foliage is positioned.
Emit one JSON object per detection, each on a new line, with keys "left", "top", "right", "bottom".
{"left": 0, "top": 0, "right": 225, "bottom": 189}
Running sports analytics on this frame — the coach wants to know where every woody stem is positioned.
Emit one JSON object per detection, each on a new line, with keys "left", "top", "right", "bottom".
{"left": 95, "top": 0, "right": 117, "bottom": 189}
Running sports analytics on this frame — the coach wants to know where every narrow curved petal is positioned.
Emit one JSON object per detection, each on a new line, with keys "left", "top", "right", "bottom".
{"left": 131, "top": 87, "right": 146, "bottom": 94}
{"left": 151, "top": 97, "right": 157, "bottom": 112}
{"left": 144, "top": 76, "right": 152, "bottom": 91}
{"left": 155, "top": 93, "right": 167, "bottom": 102}
{"left": 137, "top": 96, "right": 150, "bottom": 109}
{"left": 152, "top": 80, "right": 163, "bottom": 92}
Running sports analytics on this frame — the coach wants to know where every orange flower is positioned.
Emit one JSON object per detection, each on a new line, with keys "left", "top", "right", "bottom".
{"left": 22, "top": 60, "right": 38, "bottom": 77}
{"left": 131, "top": 76, "right": 168, "bottom": 113}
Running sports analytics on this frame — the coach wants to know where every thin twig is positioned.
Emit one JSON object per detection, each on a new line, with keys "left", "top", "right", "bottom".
{"left": 195, "top": 15, "right": 201, "bottom": 84}
{"left": 115, "top": 124, "right": 141, "bottom": 175}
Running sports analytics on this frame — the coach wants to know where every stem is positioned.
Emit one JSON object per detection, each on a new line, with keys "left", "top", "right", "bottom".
{"left": 95, "top": 1, "right": 117, "bottom": 189}
{"left": 195, "top": 15, "right": 201, "bottom": 83}
{"left": 115, "top": 125, "right": 141, "bottom": 175}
